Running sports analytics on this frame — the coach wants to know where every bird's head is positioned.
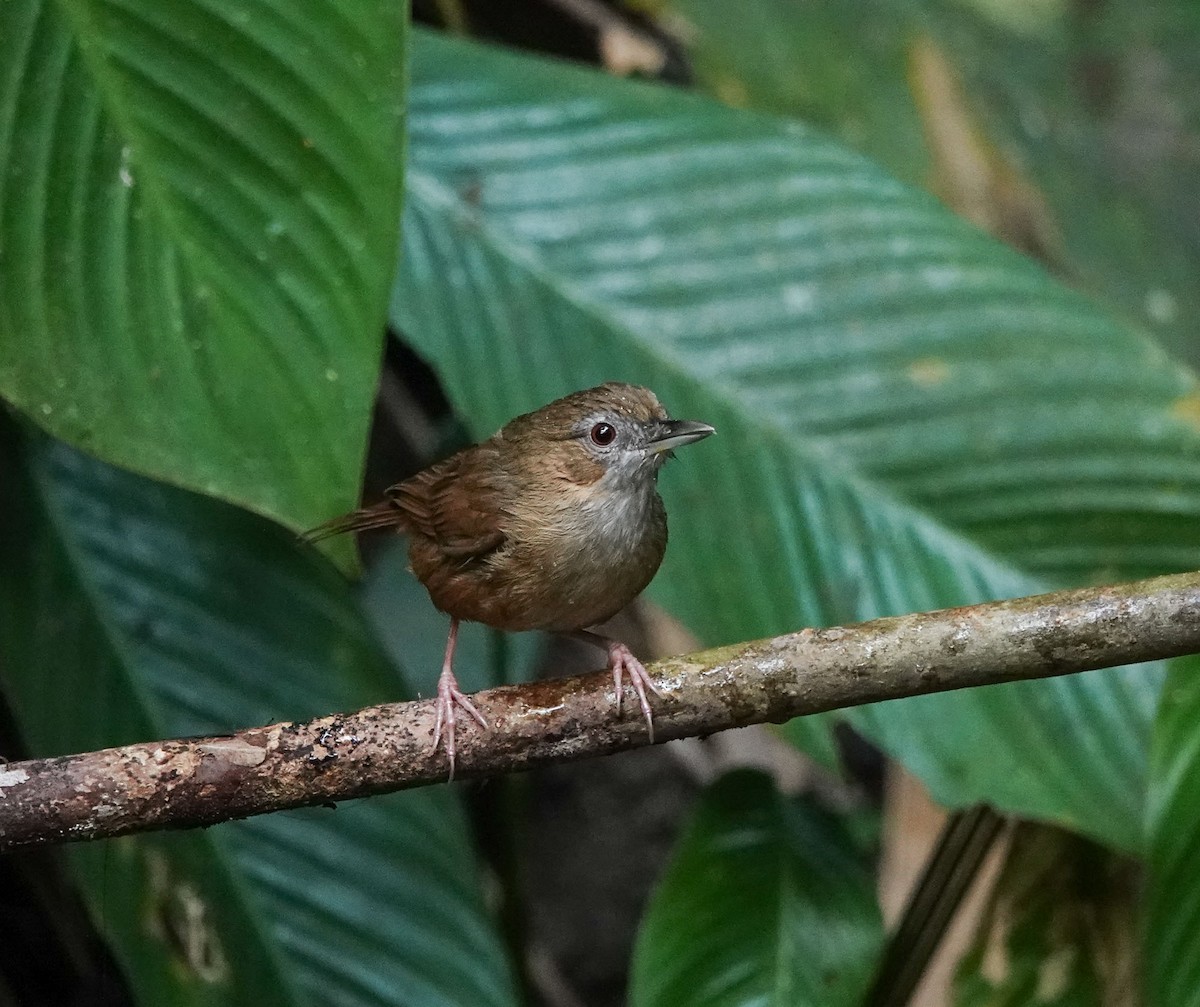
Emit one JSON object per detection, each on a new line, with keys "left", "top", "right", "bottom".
{"left": 503, "top": 382, "right": 715, "bottom": 491}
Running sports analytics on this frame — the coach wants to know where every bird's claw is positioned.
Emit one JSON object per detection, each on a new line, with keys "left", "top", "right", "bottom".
{"left": 608, "top": 641, "right": 663, "bottom": 742}
{"left": 432, "top": 669, "right": 488, "bottom": 780}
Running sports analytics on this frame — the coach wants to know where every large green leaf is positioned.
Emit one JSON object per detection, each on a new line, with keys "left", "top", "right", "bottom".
{"left": 1146, "top": 656, "right": 1200, "bottom": 1007}
{"left": 0, "top": 0, "right": 404, "bottom": 533}
{"left": 666, "top": 0, "right": 930, "bottom": 192}
{"left": 390, "top": 29, "right": 1200, "bottom": 850}
{"left": 629, "top": 770, "right": 882, "bottom": 1007}
{"left": 668, "top": 0, "right": 1200, "bottom": 367}
{"left": 0, "top": 419, "right": 517, "bottom": 1007}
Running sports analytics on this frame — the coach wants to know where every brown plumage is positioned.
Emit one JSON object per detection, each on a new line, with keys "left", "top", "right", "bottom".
{"left": 307, "top": 382, "right": 714, "bottom": 773}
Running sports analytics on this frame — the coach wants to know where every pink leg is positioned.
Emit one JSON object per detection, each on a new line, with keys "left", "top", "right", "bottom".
{"left": 431, "top": 619, "right": 488, "bottom": 779}
{"left": 573, "top": 631, "right": 664, "bottom": 742}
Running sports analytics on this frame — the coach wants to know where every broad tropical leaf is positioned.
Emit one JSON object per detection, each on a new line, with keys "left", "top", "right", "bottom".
{"left": 0, "top": 419, "right": 517, "bottom": 1007}
{"left": 391, "top": 30, "right": 1200, "bottom": 850}
{"left": 668, "top": 0, "right": 1200, "bottom": 367}
{"left": 1146, "top": 656, "right": 1200, "bottom": 1007}
{"left": 0, "top": 0, "right": 405, "bottom": 534}
{"left": 630, "top": 770, "right": 881, "bottom": 1007}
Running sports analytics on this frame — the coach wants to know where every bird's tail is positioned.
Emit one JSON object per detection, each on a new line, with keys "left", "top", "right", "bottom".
{"left": 302, "top": 500, "right": 403, "bottom": 543}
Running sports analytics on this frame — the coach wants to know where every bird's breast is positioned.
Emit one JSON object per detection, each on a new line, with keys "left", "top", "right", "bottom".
{"left": 414, "top": 479, "right": 668, "bottom": 633}
{"left": 524, "top": 481, "right": 668, "bottom": 631}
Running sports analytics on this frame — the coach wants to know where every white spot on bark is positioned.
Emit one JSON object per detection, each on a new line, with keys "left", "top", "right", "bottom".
{"left": 196, "top": 740, "right": 266, "bottom": 767}
{"left": 0, "top": 768, "right": 29, "bottom": 789}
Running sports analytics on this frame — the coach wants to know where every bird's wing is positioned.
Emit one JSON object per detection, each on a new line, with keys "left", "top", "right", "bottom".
{"left": 386, "top": 443, "right": 508, "bottom": 561}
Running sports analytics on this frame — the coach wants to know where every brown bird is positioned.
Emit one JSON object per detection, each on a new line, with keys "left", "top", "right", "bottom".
{"left": 307, "top": 382, "right": 714, "bottom": 774}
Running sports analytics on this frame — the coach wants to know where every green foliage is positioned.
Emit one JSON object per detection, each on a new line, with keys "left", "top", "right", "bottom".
{"left": 672, "top": 0, "right": 1200, "bottom": 368}
{"left": 952, "top": 827, "right": 1131, "bottom": 1006}
{"left": 1147, "top": 656, "right": 1200, "bottom": 1007}
{"left": 630, "top": 771, "right": 882, "bottom": 1007}
{"left": 0, "top": 424, "right": 513, "bottom": 1007}
{"left": 0, "top": 0, "right": 405, "bottom": 536}
{"left": 0, "top": 424, "right": 517, "bottom": 1007}
{"left": 395, "top": 28, "right": 1198, "bottom": 851}
{"left": 1, "top": 1, "right": 1199, "bottom": 1004}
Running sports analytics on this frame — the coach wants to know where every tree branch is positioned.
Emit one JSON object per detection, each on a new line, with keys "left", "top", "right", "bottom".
{"left": 4, "top": 572, "right": 1200, "bottom": 852}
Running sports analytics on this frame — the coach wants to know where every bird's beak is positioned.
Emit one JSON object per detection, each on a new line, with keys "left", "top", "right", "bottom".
{"left": 647, "top": 419, "right": 716, "bottom": 455}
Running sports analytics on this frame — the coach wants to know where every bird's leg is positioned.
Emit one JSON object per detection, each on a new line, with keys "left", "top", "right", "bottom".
{"left": 572, "top": 630, "right": 664, "bottom": 742}
{"left": 432, "top": 618, "right": 488, "bottom": 778}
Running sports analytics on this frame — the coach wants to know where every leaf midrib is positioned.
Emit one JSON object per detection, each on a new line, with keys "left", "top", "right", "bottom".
{"left": 55, "top": 0, "right": 210, "bottom": 317}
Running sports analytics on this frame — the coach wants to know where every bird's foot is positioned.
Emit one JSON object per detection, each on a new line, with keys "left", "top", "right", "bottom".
{"left": 431, "top": 667, "right": 488, "bottom": 780}
{"left": 608, "top": 641, "right": 664, "bottom": 742}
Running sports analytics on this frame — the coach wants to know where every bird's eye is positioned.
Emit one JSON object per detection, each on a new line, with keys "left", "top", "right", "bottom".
{"left": 590, "top": 422, "right": 616, "bottom": 446}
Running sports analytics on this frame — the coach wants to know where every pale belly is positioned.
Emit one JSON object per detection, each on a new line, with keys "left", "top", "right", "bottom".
{"left": 517, "top": 518, "right": 667, "bottom": 631}
{"left": 414, "top": 485, "right": 668, "bottom": 633}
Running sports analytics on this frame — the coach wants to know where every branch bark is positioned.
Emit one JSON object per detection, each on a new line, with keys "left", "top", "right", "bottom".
{"left": 3, "top": 571, "right": 1200, "bottom": 852}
